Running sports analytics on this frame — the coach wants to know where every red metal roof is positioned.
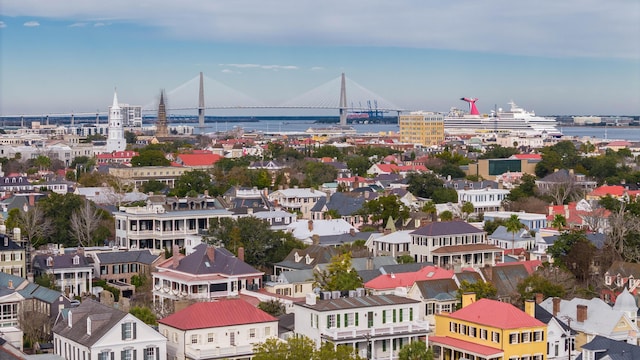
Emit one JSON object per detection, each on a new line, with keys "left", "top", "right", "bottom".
{"left": 158, "top": 299, "right": 277, "bottom": 330}
{"left": 365, "top": 266, "right": 454, "bottom": 290}
{"left": 446, "top": 298, "right": 545, "bottom": 329}
{"left": 429, "top": 336, "right": 503, "bottom": 356}
{"left": 511, "top": 154, "right": 542, "bottom": 160}
{"left": 177, "top": 153, "right": 223, "bottom": 166}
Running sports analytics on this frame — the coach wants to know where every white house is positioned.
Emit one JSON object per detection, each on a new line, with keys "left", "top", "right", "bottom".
{"left": 267, "top": 188, "right": 327, "bottom": 219}
{"left": 366, "top": 230, "right": 412, "bottom": 258}
{"left": 32, "top": 251, "right": 93, "bottom": 298}
{"left": 158, "top": 299, "right": 278, "bottom": 360}
{"left": 457, "top": 188, "right": 510, "bottom": 214}
{"left": 294, "top": 293, "right": 429, "bottom": 360}
{"left": 286, "top": 219, "right": 357, "bottom": 245}
{"left": 53, "top": 300, "right": 167, "bottom": 360}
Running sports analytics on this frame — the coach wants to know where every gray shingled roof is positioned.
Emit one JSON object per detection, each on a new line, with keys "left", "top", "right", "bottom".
{"left": 0, "top": 235, "right": 23, "bottom": 251}
{"left": 297, "top": 294, "right": 419, "bottom": 311}
{"left": 577, "top": 335, "right": 640, "bottom": 360}
{"left": 482, "top": 264, "right": 530, "bottom": 299}
{"left": 95, "top": 250, "right": 159, "bottom": 265}
{"left": 413, "top": 278, "right": 458, "bottom": 300}
{"left": 18, "top": 282, "right": 65, "bottom": 304}
{"left": 275, "top": 245, "right": 339, "bottom": 271}
{"left": 173, "top": 244, "right": 262, "bottom": 276}
{"left": 411, "top": 221, "right": 484, "bottom": 236}
{"left": 33, "top": 253, "right": 92, "bottom": 270}
{"left": 52, "top": 300, "right": 127, "bottom": 347}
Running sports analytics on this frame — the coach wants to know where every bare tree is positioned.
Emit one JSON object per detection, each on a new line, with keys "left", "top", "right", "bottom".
{"left": 18, "top": 299, "right": 53, "bottom": 343}
{"left": 540, "top": 177, "right": 581, "bottom": 205}
{"left": 579, "top": 207, "right": 609, "bottom": 233}
{"left": 606, "top": 203, "right": 640, "bottom": 262}
{"left": 69, "top": 201, "right": 102, "bottom": 247}
{"left": 16, "top": 205, "right": 53, "bottom": 249}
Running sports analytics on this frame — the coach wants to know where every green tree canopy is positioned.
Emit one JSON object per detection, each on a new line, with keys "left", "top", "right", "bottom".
{"left": 303, "top": 162, "right": 338, "bottom": 188}
{"left": 171, "top": 170, "right": 215, "bottom": 197}
{"left": 129, "top": 306, "right": 157, "bottom": 325}
{"left": 313, "top": 145, "right": 345, "bottom": 161}
{"left": 398, "top": 341, "right": 434, "bottom": 360}
{"left": 478, "top": 145, "right": 519, "bottom": 159}
{"left": 547, "top": 230, "right": 596, "bottom": 282}
{"left": 517, "top": 273, "right": 566, "bottom": 302}
{"left": 456, "top": 280, "right": 497, "bottom": 305}
{"left": 346, "top": 155, "right": 372, "bottom": 176}
{"left": 314, "top": 252, "right": 363, "bottom": 292}
{"left": 505, "top": 214, "right": 524, "bottom": 249}
{"left": 257, "top": 300, "right": 286, "bottom": 317}
{"left": 253, "top": 336, "right": 363, "bottom": 360}
{"left": 358, "top": 194, "right": 410, "bottom": 225}
{"left": 131, "top": 148, "right": 170, "bottom": 167}
{"left": 207, "top": 217, "right": 305, "bottom": 269}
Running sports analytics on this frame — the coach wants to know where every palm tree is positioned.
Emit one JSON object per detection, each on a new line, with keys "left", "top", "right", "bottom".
{"left": 551, "top": 214, "right": 567, "bottom": 231}
{"left": 422, "top": 201, "right": 437, "bottom": 222}
{"left": 505, "top": 214, "right": 524, "bottom": 250}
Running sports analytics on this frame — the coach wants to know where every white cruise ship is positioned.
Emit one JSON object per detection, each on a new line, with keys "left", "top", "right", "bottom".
{"left": 444, "top": 98, "right": 562, "bottom": 137}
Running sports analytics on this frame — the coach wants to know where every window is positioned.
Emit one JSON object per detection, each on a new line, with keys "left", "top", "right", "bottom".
{"left": 509, "top": 333, "right": 519, "bottom": 344}
{"left": 480, "top": 329, "right": 488, "bottom": 340}
{"left": 346, "top": 313, "right": 355, "bottom": 327}
{"left": 522, "top": 331, "right": 530, "bottom": 343}
{"left": 144, "top": 348, "right": 157, "bottom": 360}
{"left": 207, "top": 333, "right": 214, "bottom": 343}
{"left": 426, "top": 303, "right": 434, "bottom": 315}
{"left": 98, "top": 352, "right": 111, "bottom": 360}
{"left": 492, "top": 331, "right": 500, "bottom": 343}
{"left": 249, "top": 328, "right": 256, "bottom": 338}
{"left": 469, "top": 326, "right": 477, "bottom": 337}
{"left": 327, "top": 314, "right": 336, "bottom": 328}
{"left": 191, "top": 334, "right": 198, "bottom": 344}
{"left": 121, "top": 322, "right": 137, "bottom": 340}
{"left": 533, "top": 330, "right": 543, "bottom": 342}
{"left": 265, "top": 326, "right": 271, "bottom": 336}
{"left": 121, "top": 350, "right": 135, "bottom": 360}
{"left": 368, "top": 311, "right": 373, "bottom": 328}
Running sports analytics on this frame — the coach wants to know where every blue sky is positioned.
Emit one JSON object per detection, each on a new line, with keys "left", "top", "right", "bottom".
{"left": 1, "top": 0, "right": 639, "bottom": 117}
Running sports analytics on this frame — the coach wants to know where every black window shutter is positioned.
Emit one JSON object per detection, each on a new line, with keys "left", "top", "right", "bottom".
{"left": 121, "top": 324, "right": 125, "bottom": 340}
{"left": 133, "top": 323, "right": 137, "bottom": 339}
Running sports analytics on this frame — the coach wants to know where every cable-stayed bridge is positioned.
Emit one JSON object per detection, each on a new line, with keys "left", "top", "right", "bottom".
{"left": 2, "top": 73, "right": 405, "bottom": 127}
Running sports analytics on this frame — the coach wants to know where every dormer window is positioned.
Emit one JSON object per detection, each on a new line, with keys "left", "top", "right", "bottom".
{"left": 294, "top": 252, "right": 301, "bottom": 263}
{"left": 305, "top": 254, "right": 313, "bottom": 265}
{"left": 73, "top": 255, "right": 80, "bottom": 265}
{"left": 46, "top": 257, "right": 53, "bottom": 267}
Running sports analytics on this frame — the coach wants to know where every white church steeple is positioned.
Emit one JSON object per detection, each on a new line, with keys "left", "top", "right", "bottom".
{"left": 106, "top": 88, "right": 126, "bottom": 153}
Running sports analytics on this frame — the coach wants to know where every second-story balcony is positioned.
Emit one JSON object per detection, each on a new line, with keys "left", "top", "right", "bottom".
{"left": 321, "top": 321, "right": 429, "bottom": 341}
{"left": 185, "top": 344, "right": 253, "bottom": 360}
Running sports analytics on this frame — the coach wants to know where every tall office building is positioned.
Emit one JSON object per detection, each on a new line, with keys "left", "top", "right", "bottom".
{"left": 399, "top": 111, "right": 445, "bottom": 146}
{"left": 121, "top": 104, "right": 143, "bottom": 127}
{"left": 106, "top": 90, "right": 126, "bottom": 153}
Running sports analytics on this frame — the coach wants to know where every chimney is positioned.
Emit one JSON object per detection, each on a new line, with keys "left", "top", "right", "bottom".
{"left": 29, "top": 194, "right": 35, "bottom": 206}
{"left": 535, "top": 293, "right": 544, "bottom": 304}
{"left": 576, "top": 304, "right": 588, "bottom": 322}
{"left": 312, "top": 234, "right": 320, "bottom": 245}
{"left": 305, "top": 293, "right": 317, "bottom": 306}
{"left": 237, "top": 247, "right": 245, "bottom": 262}
{"left": 525, "top": 299, "right": 535, "bottom": 317}
{"left": 7, "top": 280, "right": 13, "bottom": 289}
{"left": 366, "top": 257, "right": 373, "bottom": 271}
{"left": 172, "top": 245, "right": 180, "bottom": 268}
{"left": 77, "top": 247, "right": 84, "bottom": 257}
{"left": 206, "top": 246, "right": 215, "bottom": 262}
{"left": 462, "top": 292, "right": 476, "bottom": 308}
{"left": 552, "top": 297, "right": 561, "bottom": 316}
{"left": 349, "top": 228, "right": 356, "bottom": 237}
{"left": 247, "top": 207, "right": 253, "bottom": 215}
{"left": 308, "top": 220, "right": 314, "bottom": 231}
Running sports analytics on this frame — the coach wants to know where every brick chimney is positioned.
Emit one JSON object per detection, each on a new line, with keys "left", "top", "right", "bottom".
{"left": 206, "top": 246, "right": 215, "bottom": 262}
{"left": 29, "top": 194, "right": 35, "bottom": 206}
{"left": 577, "top": 304, "right": 588, "bottom": 322}
{"left": 172, "top": 245, "right": 180, "bottom": 268}
{"left": 552, "top": 297, "right": 561, "bottom": 316}
{"left": 308, "top": 220, "right": 314, "bottom": 231}
{"left": 237, "top": 247, "right": 245, "bottom": 262}
{"left": 535, "top": 293, "right": 544, "bottom": 304}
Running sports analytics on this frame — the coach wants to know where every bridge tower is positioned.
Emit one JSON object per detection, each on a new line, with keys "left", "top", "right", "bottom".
{"left": 198, "top": 72, "right": 205, "bottom": 129}
{"left": 339, "top": 73, "right": 348, "bottom": 126}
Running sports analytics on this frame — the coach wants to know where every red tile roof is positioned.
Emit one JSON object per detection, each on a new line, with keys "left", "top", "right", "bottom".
{"left": 589, "top": 185, "right": 640, "bottom": 198}
{"left": 446, "top": 298, "right": 545, "bottom": 329}
{"left": 374, "top": 164, "right": 428, "bottom": 173}
{"left": 177, "top": 153, "right": 223, "bottom": 167}
{"left": 429, "top": 336, "right": 503, "bottom": 356}
{"left": 158, "top": 299, "right": 277, "bottom": 330}
{"left": 365, "top": 266, "right": 454, "bottom": 290}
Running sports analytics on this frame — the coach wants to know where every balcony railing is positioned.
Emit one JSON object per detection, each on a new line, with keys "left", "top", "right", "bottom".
{"left": 185, "top": 344, "right": 253, "bottom": 359}
{"left": 322, "top": 321, "right": 429, "bottom": 341}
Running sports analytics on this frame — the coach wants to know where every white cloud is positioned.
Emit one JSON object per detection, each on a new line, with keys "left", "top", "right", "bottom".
{"left": 93, "top": 22, "right": 105, "bottom": 27}
{"left": 68, "top": 22, "right": 87, "bottom": 27}
{"left": 23, "top": 21, "right": 40, "bottom": 27}
{"left": 0, "top": 21, "right": 6, "bottom": 28}
{"left": 2, "top": 0, "right": 639, "bottom": 59}
{"left": 220, "top": 69, "right": 237, "bottom": 74}
{"left": 311, "top": 66, "right": 324, "bottom": 71}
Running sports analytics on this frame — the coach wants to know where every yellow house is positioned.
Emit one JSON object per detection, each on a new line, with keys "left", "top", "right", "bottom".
{"left": 431, "top": 293, "right": 547, "bottom": 360}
